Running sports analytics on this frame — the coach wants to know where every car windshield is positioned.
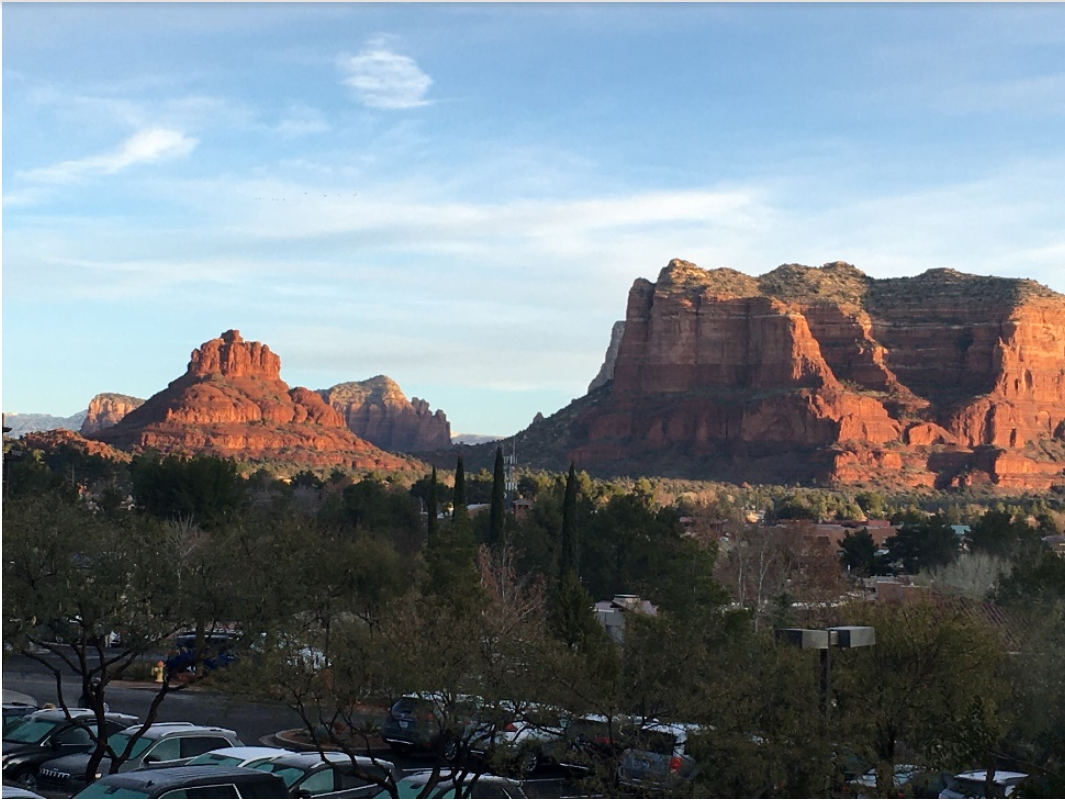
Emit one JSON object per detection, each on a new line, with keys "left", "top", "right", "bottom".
{"left": 73, "top": 785, "right": 152, "bottom": 798}
{"left": 252, "top": 762, "right": 309, "bottom": 788}
{"left": 105, "top": 732, "right": 153, "bottom": 761}
{"left": 187, "top": 753, "right": 243, "bottom": 767}
{"left": 392, "top": 698, "right": 432, "bottom": 716}
{"left": 3, "top": 718, "right": 62, "bottom": 744}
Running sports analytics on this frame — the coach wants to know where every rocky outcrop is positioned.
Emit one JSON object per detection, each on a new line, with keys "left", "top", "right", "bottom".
{"left": 319, "top": 376, "right": 451, "bottom": 452}
{"left": 523, "top": 259, "right": 1065, "bottom": 490}
{"left": 18, "top": 428, "right": 131, "bottom": 463}
{"left": 87, "top": 330, "right": 414, "bottom": 472}
{"left": 588, "top": 321, "right": 626, "bottom": 393}
{"left": 80, "top": 393, "right": 145, "bottom": 435}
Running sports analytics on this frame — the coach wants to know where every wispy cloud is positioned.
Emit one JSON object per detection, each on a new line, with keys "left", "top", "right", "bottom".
{"left": 19, "top": 128, "right": 198, "bottom": 184}
{"left": 338, "top": 36, "right": 432, "bottom": 110}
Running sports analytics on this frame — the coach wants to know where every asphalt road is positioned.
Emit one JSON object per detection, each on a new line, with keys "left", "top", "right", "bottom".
{"left": 3, "top": 653, "right": 577, "bottom": 797}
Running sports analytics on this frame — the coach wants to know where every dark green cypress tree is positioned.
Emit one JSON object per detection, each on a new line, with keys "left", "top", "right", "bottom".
{"left": 488, "top": 447, "right": 506, "bottom": 548}
{"left": 560, "top": 461, "right": 579, "bottom": 578}
{"left": 426, "top": 467, "right": 439, "bottom": 549}
{"left": 452, "top": 457, "right": 466, "bottom": 521}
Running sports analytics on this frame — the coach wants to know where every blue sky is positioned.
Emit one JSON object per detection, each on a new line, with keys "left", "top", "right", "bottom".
{"left": 4, "top": 3, "right": 1065, "bottom": 437}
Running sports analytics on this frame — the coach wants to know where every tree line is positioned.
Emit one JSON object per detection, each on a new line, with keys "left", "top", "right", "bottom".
{"left": 3, "top": 441, "right": 1064, "bottom": 797}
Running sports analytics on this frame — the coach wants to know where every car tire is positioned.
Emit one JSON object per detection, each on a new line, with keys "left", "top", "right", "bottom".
{"left": 442, "top": 737, "right": 460, "bottom": 763}
{"left": 15, "top": 770, "right": 39, "bottom": 790}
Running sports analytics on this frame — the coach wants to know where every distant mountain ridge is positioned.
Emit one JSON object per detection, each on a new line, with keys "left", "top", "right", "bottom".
{"left": 3, "top": 410, "right": 88, "bottom": 438}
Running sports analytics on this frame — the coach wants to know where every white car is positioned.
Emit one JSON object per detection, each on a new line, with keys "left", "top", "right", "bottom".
{"left": 939, "top": 769, "right": 1028, "bottom": 798}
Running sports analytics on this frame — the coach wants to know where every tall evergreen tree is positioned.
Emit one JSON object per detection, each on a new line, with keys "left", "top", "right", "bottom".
{"left": 489, "top": 447, "right": 506, "bottom": 548}
{"left": 426, "top": 467, "right": 439, "bottom": 549}
{"left": 560, "top": 461, "right": 579, "bottom": 578}
{"left": 453, "top": 457, "right": 466, "bottom": 522}
{"left": 427, "top": 457, "right": 480, "bottom": 601}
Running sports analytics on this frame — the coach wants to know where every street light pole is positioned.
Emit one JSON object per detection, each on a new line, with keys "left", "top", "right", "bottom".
{"left": 776, "top": 625, "right": 876, "bottom": 789}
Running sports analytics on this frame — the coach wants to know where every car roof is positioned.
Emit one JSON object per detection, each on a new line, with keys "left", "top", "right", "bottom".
{"left": 117, "top": 721, "right": 238, "bottom": 739}
{"left": 954, "top": 770, "right": 1028, "bottom": 782}
{"left": 195, "top": 746, "right": 291, "bottom": 759}
{"left": 404, "top": 770, "right": 520, "bottom": 786}
{"left": 22, "top": 709, "right": 137, "bottom": 725}
{"left": 267, "top": 751, "right": 389, "bottom": 769}
{"left": 88, "top": 765, "right": 284, "bottom": 789}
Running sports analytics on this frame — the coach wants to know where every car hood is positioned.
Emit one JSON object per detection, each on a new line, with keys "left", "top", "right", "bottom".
{"left": 2, "top": 740, "right": 40, "bottom": 756}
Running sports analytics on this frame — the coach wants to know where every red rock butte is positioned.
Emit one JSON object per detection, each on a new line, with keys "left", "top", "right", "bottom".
{"left": 553, "top": 259, "right": 1065, "bottom": 490}
{"left": 87, "top": 330, "right": 414, "bottom": 472}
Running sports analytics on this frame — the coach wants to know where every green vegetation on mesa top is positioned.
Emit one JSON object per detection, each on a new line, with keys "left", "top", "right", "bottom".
{"left": 660, "top": 259, "right": 1063, "bottom": 309}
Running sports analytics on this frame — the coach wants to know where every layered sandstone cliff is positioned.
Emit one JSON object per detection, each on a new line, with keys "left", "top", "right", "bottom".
{"left": 551, "top": 259, "right": 1065, "bottom": 489}
{"left": 80, "top": 393, "right": 145, "bottom": 435}
{"left": 87, "top": 330, "right": 413, "bottom": 472}
{"left": 319, "top": 376, "right": 451, "bottom": 452}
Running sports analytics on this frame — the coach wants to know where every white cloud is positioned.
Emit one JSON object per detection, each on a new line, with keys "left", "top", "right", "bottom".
{"left": 338, "top": 37, "right": 432, "bottom": 110}
{"left": 20, "top": 128, "right": 198, "bottom": 184}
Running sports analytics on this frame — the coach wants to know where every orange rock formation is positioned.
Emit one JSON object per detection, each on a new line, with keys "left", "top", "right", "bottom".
{"left": 563, "top": 260, "right": 1065, "bottom": 489}
{"left": 80, "top": 393, "right": 145, "bottom": 435}
{"left": 87, "top": 330, "right": 414, "bottom": 472}
{"left": 319, "top": 376, "right": 451, "bottom": 452}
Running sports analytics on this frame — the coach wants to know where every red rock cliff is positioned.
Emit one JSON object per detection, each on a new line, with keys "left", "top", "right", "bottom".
{"left": 80, "top": 393, "right": 145, "bottom": 435}
{"left": 319, "top": 376, "right": 452, "bottom": 453}
{"left": 87, "top": 330, "right": 413, "bottom": 472}
{"left": 559, "top": 260, "right": 1065, "bottom": 489}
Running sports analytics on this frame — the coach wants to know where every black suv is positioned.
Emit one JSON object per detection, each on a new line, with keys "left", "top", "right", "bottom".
{"left": 2, "top": 707, "right": 138, "bottom": 792}
{"left": 72, "top": 765, "right": 287, "bottom": 798}
{"left": 37, "top": 721, "right": 242, "bottom": 796}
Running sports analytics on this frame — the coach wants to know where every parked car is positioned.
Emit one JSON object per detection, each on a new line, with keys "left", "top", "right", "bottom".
{"left": 540, "top": 712, "right": 635, "bottom": 773}
{"left": 616, "top": 722, "right": 705, "bottom": 790}
{"left": 2, "top": 787, "right": 46, "bottom": 800}
{"left": 939, "top": 770, "right": 1029, "bottom": 798}
{"left": 70, "top": 764, "right": 288, "bottom": 798}
{"left": 2, "top": 703, "right": 39, "bottom": 734}
{"left": 380, "top": 694, "right": 481, "bottom": 760}
{"left": 186, "top": 745, "right": 294, "bottom": 770}
{"left": 365, "top": 769, "right": 527, "bottom": 799}
{"left": 463, "top": 702, "right": 567, "bottom": 775}
{"left": 250, "top": 751, "right": 398, "bottom": 797}
{"left": 165, "top": 629, "right": 242, "bottom": 674}
{"left": 2, "top": 708, "right": 138, "bottom": 791}
{"left": 845, "top": 764, "right": 951, "bottom": 798}
{"left": 36, "top": 721, "right": 243, "bottom": 796}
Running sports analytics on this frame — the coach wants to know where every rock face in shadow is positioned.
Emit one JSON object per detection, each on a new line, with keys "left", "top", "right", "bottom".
{"left": 588, "top": 321, "right": 626, "bottom": 393}
{"left": 80, "top": 393, "right": 145, "bottom": 435}
{"left": 525, "top": 259, "right": 1065, "bottom": 490}
{"left": 87, "top": 330, "right": 414, "bottom": 472}
{"left": 319, "top": 376, "right": 451, "bottom": 453}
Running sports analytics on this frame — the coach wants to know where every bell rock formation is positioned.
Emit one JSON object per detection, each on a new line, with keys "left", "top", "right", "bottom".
{"left": 87, "top": 330, "right": 413, "bottom": 472}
